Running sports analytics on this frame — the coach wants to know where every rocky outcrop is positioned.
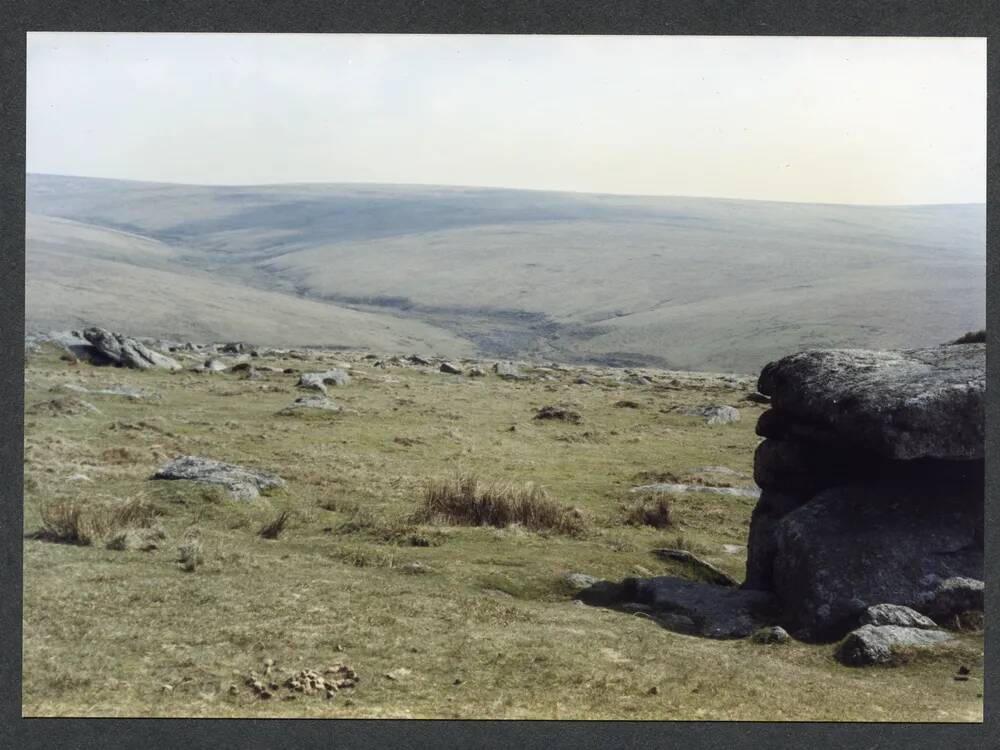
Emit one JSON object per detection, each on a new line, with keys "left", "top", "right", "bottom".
{"left": 152, "top": 456, "right": 285, "bottom": 501}
{"left": 743, "top": 345, "right": 984, "bottom": 642}
{"left": 82, "top": 327, "right": 182, "bottom": 370}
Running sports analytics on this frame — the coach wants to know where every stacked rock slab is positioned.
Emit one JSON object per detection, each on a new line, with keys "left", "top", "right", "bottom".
{"left": 743, "top": 345, "right": 984, "bottom": 641}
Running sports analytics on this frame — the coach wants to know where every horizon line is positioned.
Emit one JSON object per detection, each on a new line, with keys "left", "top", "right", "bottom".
{"left": 24, "top": 171, "right": 987, "bottom": 210}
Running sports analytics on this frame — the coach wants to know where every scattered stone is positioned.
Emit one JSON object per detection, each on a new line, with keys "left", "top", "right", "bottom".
{"left": 297, "top": 369, "right": 351, "bottom": 394}
{"left": 203, "top": 359, "right": 227, "bottom": 373}
{"left": 152, "top": 455, "right": 285, "bottom": 501}
{"left": 408, "top": 355, "right": 432, "bottom": 366}
{"left": 82, "top": 327, "right": 182, "bottom": 370}
{"left": 834, "top": 624, "right": 952, "bottom": 666}
{"left": 494, "top": 361, "right": 526, "bottom": 380}
{"left": 439, "top": 362, "right": 463, "bottom": 375}
{"left": 630, "top": 483, "right": 760, "bottom": 499}
{"left": 278, "top": 396, "right": 342, "bottom": 415}
{"left": 859, "top": 604, "right": 938, "bottom": 630}
{"left": 750, "top": 625, "right": 791, "bottom": 644}
{"left": 564, "top": 573, "right": 600, "bottom": 590}
{"left": 467, "top": 366, "right": 486, "bottom": 377}
{"left": 675, "top": 405, "right": 741, "bottom": 425}
{"left": 535, "top": 405, "right": 582, "bottom": 424}
{"left": 384, "top": 668, "right": 412, "bottom": 681}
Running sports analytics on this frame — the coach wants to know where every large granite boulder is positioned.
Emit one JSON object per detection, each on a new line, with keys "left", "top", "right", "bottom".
{"left": 743, "top": 345, "right": 984, "bottom": 642}
{"left": 757, "top": 345, "right": 984, "bottom": 460}
{"left": 82, "top": 327, "right": 182, "bottom": 371}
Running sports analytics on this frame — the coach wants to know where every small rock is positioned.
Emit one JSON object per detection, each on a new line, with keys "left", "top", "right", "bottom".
{"left": 859, "top": 604, "right": 938, "bottom": 630}
{"left": 494, "top": 361, "right": 526, "bottom": 380}
{"left": 834, "top": 624, "right": 952, "bottom": 666}
{"left": 384, "top": 668, "right": 411, "bottom": 681}
{"left": 647, "top": 686, "right": 660, "bottom": 695}
{"left": 749, "top": 625, "right": 791, "bottom": 644}
{"left": 439, "top": 362, "right": 463, "bottom": 375}
{"left": 467, "top": 366, "right": 486, "bottom": 377}
{"left": 564, "top": 573, "right": 600, "bottom": 590}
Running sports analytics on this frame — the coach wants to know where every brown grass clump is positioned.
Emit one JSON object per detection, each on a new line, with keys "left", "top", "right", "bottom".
{"left": 623, "top": 493, "right": 673, "bottom": 529}
{"left": 259, "top": 510, "right": 291, "bottom": 540}
{"left": 416, "top": 473, "right": 583, "bottom": 534}
{"left": 33, "top": 496, "right": 158, "bottom": 546}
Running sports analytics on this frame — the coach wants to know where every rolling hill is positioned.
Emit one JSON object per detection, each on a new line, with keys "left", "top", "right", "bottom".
{"left": 25, "top": 173, "right": 985, "bottom": 372}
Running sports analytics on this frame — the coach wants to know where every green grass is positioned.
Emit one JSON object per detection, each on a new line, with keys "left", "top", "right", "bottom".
{"left": 21, "top": 346, "right": 983, "bottom": 720}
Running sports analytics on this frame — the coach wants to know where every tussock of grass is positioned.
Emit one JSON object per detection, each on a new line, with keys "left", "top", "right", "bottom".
{"left": 415, "top": 473, "right": 584, "bottom": 534}
{"left": 33, "top": 496, "right": 158, "bottom": 546}
{"left": 178, "top": 529, "right": 203, "bottom": 572}
{"left": 258, "top": 510, "right": 290, "bottom": 540}
{"left": 623, "top": 492, "right": 673, "bottom": 529}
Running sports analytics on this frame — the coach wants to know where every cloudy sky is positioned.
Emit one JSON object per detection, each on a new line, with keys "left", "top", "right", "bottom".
{"left": 26, "top": 33, "right": 986, "bottom": 204}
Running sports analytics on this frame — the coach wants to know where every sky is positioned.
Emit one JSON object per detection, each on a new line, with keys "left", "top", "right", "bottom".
{"left": 26, "top": 33, "right": 986, "bottom": 205}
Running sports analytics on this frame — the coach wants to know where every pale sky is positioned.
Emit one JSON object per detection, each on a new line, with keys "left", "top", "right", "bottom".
{"left": 26, "top": 33, "right": 986, "bottom": 205}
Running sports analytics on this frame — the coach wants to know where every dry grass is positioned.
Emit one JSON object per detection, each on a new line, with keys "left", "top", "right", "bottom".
{"left": 258, "top": 510, "right": 291, "bottom": 540}
{"left": 622, "top": 492, "right": 673, "bottom": 529}
{"left": 33, "top": 495, "right": 158, "bottom": 546}
{"left": 416, "top": 473, "right": 584, "bottom": 534}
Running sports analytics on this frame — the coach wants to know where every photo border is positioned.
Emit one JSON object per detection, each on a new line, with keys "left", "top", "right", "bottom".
{"left": 1, "top": 1, "right": 995, "bottom": 747}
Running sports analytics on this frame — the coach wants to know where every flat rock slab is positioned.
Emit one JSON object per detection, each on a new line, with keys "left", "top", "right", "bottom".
{"left": 631, "top": 483, "right": 760, "bottom": 499}
{"left": 757, "top": 346, "right": 984, "bottom": 460}
{"left": 577, "top": 576, "right": 776, "bottom": 639}
{"left": 834, "top": 624, "right": 952, "bottom": 666}
{"left": 279, "top": 396, "right": 342, "bottom": 414}
{"left": 83, "top": 327, "right": 182, "bottom": 371}
{"left": 152, "top": 455, "right": 285, "bottom": 501}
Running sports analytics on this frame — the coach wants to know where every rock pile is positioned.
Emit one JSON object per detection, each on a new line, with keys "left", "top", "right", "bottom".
{"left": 743, "top": 345, "right": 985, "bottom": 641}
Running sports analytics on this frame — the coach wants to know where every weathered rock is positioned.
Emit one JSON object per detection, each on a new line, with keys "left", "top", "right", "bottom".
{"left": 439, "top": 362, "right": 463, "bottom": 375}
{"left": 675, "top": 405, "right": 741, "bottom": 425}
{"left": 467, "top": 366, "right": 486, "bottom": 377}
{"left": 494, "top": 361, "right": 526, "bottom": 380}
{"left": 915, "top": 576, "right": 984, "bottom": 621}
{"left": 750, "top": 625, "right": 791, "bottom": 644}
{"left": 757, "top": 346, "right": 985, "bottom": 460}
{"left": 297, "top": 369, "right": 351, "bottom": 394}
{"left": 82, "top": 327, "right": 182, "bottom": 371}
{"left": 408, "top": 355, "right": 432, "bottom": 366}
{"left": 564, "top": 573, "right": 600, "bottom": 590}
{"left": 859, "top": 604, "right": 938, "bottom": 630}
{"left": 631, "top": 483, "right": 760, "bottom": 500}
{"left": 768, "top": 476, "right": 982, "bottom": 640}
{"left": 834, "top": 624, "right": 952, "bottom": 666}
{"left": 152, "top": 455, "right": 284, "bottom": 501}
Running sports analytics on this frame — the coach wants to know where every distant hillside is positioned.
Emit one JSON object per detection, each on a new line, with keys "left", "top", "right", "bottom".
{"left": 26, "top": 173, "right": 985, "bottom": 372}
